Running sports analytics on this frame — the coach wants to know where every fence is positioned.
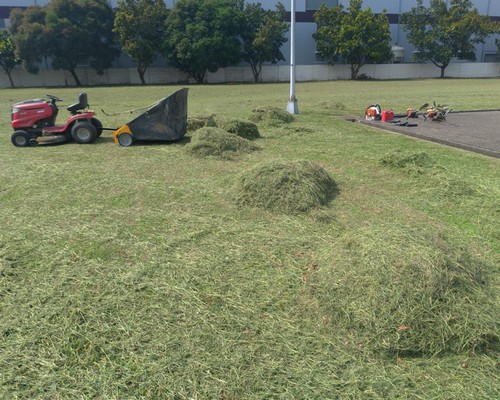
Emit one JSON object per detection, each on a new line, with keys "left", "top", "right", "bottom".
{"left": 2, "top": 62, "right": 499, "bottom": 87}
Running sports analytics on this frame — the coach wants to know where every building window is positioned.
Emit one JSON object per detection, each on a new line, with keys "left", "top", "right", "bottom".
{"left": 306, "top": 0, "right": 338, "bottom": 12}
{"left": 483, "top": 53, "right": 498, "bottom": 63}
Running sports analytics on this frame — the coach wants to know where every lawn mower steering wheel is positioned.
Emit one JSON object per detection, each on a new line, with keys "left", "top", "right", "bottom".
{"left": 46, "top": 94, "right": 63, "bottom": 103}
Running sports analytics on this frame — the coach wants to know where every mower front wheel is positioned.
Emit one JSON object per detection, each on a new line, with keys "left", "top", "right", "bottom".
{"left": 11, "top": 130, "right": 32, "bottom": 147}
{"left": 71, "top": 122, "right": 97, "bottom": 144}
{"left": 118, "top": 133, "right": 134, "bottom": 147}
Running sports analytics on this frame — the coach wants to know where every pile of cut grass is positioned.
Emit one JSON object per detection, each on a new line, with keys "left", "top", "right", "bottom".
{"left": 187, "top": 115, "right": 216, "bottom": 132}
{"left": 214, "top": 116, "right": 260, "bottom": 140}
{"left": 186, "top": 127, "right": 260, "bottom": 160}
{"left": 188, "top": 114, "right": 260, "bottom": 140}
{"left": 380, "top": 150, "right": 435, "bottom": 175}
{"left": 233, "top": 160, "right": 337, "bottom": 213}
{"left": 311, "top": 223, "right": 499, "bottom": 356}
{"left": 431, "top": 170, "right": 479, "bottom": 199}
{"left": 249, "top": 106, "right": 294, "bottom": 124}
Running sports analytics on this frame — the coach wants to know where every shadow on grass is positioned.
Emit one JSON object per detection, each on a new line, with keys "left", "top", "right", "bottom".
{"left": 98, "top": 135, "right": 192, "bottom": 147}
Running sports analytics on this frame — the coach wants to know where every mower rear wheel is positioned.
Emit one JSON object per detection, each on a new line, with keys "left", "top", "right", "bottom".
{"left": 71, "top": 122, "right": 97, "bottom": 144}
{"left": 11, "top": 130, "right": 31, "bottom": 147}
{"left": 91, "top": 118, "right": 103, "bottom": 138}
{"left": 118, "top": 133, "right": 133, "bottom": 147}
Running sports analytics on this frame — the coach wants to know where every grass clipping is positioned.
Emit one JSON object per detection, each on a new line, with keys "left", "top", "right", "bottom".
{"left": 311, "top": 223, "right": 499, "bottom": 356}
{"left": 249, "top": 106, "right": 294, "bottom": 124}
{"left": 187, "top": 127, "right": 260, "bottom": 160}
{"left": 233, "top": 160, "right": 337, "bottom": 213}
{"left": 380, "top": 150, "right": 435, "bottom": 175}
{"left": 188, "top": 115, "right": 260, "bottom": 140}
{"left": 187, "top": 115, "right": 216, "bottom": 132}
{"left": 214, "top": 116, "right": 260, "bottom": 140}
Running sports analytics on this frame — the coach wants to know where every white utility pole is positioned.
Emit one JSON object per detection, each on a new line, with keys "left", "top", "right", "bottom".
{"left": 287, "top": 0, "right": 299, "bottom": 114}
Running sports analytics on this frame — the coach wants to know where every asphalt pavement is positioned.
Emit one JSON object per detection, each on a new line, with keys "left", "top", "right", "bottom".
{"left": 356, "top": 110, "right": 500, "bottom": 158}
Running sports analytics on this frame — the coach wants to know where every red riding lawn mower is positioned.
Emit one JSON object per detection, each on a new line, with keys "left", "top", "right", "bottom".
{"left": 10, "top": 93, "right": 103, "bottom": 147}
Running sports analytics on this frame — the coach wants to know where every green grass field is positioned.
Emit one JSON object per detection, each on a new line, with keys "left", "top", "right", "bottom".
{"left": 1, "top": 79, "right": 499, "bottom": 399}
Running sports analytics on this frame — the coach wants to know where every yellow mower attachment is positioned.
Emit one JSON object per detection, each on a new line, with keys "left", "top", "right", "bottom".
{"left": 112, "top": 124, "right": 134, "bottom": 147}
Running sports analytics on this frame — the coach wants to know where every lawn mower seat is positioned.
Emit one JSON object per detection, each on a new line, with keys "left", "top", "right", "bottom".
{"left": 67, "top": 93, "right": 88, "bottom": 114}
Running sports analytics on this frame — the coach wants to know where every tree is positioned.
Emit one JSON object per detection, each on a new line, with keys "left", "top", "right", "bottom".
{"left": 241, "top": 2, "right": 288, "bottom": 82}
{"left": 10, "top": 0, "right": 120, "bottom": 86}
{"left": 9, "top": 6, "right": 48, "bottom": 75}
{"left": 163, "top": 0, "right": 244, "bottom": 84}
{"left": 400, "top": 0, "right": 500, "bottom": 78}
{"left": 114, "top": 0, "right": 168, "bottom": 85}
{"left": 0, "top": 30, "right": 21, "bottom": 88}
{"left": 314, "top": 0, "right": 392, "bottom": 80}
{"left": 313, "top": 4, "right": 343, "bottom": 65}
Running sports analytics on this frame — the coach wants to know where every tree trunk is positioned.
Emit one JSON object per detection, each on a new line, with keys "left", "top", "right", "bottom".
{"left": 68, "top": 68, "right": 82, "bottom": 86}
{"left": 250, "top": 61, "right": 262, "bottom": 82}
{"left": 138, "top": 66, "right": 147, "bottom": 85}
{"left": 191, "top": 70, "right": 206, "bottom": 84}
{"left": 351, "top": 63, "right": 362, "bottom": 80}
{"left": 1, "top": 65, "right": 15, "bottom": 87}
{"left": 431, "top": 60, "right": 449, "bottom": 79}
{"left": 440, "top": 66, "right": 446, "bottom": 78}
{"left": 7, "top": 71, "right": 15, "bottom": 88}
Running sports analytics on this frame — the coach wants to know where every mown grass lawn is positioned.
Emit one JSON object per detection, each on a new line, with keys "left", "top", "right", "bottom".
{"left": 1, "top": 79, "right": 499, "bottom": 399}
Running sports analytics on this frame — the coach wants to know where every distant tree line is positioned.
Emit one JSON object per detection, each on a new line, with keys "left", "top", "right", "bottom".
{"left": 314, "top": 0, "right": 499, "bottom": 80}
{"left": 400, "top": 0, "right": 499, "bottom": 78}
{"left": 0, "top": 0, "right": 499, "bottom": 87}
{"left": 0, "top": 0, "right": 288, "bottom": 87}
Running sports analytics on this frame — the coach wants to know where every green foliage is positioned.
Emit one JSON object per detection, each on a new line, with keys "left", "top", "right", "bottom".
{"left": 9, "top": 0, "right": 120, "bottom": 86}
{"left": 114, "top": 0, "right": 168, "bottom": 85}
{"left": 241, "top": 2, "right": 288, "bottom": 82}
{"left": 314, "top": 0, "right": 392, "bottom": 79}
{"left": 8, "top": 6, "right": 47, "bottom": 75}
{"left": 313, "top": 5, "right": 343, "bottom": 65}
{"left": 233, "top": 160, "right": 337, "bottom": 213}
{"left": 0, "top": 30, "right": 20, "bottom": 87}
{"left": 163, "top": 0, "right": 244, "bottom": 83}
{"left": 341, "top": 0, "right": 393, "bottom": 79}
{"left": 400, "top": 0, "right": 500, "bottom": 78}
